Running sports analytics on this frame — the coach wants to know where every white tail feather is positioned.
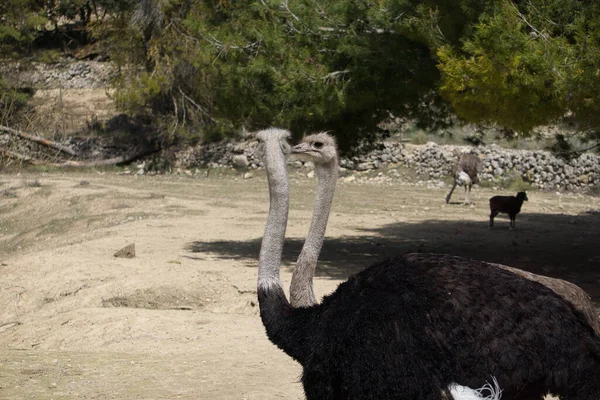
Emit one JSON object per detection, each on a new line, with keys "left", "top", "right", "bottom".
{"left": 457, "top": 171, "right": 472, "bottom": 186}
{"left": 448, "top": 377, "right": 502, "bottom": 400}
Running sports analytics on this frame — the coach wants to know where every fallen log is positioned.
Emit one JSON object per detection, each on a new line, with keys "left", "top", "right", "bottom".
{"left": 49, "top": 145, "right": 156, "bottom": 168}
{"left": 0, "top": 125, "right": 78, "bottom": 157}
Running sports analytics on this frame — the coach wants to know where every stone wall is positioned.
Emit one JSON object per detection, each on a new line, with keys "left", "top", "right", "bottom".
{"left": 170, "top": 139, "right": 600, "bottom": 191}
{"left": 1, "top": 61, "right": 115, "bottom": 89}
{"left": 3, "top": 126, "right": 598, "bottom": 191}
{"left": 409, "top": 142, "right": 599, "bottom": 191}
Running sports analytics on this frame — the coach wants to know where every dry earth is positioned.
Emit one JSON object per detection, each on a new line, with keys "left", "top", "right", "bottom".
{"left": 0, "top": 169, "right": 599, "bottom": 399}
{"left": 26, "top": 88, "right": 116, "bottom": 137}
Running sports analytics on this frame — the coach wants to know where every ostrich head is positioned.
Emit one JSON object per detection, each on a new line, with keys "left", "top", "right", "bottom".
{"left": 291, "top": 132, "right": 338, "bottom": 165}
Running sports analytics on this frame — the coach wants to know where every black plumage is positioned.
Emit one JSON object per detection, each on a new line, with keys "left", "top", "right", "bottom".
{"left": 256, "top": 129, "right": 600, "bottom": 400}
{"left": 260, "top": 254, "right": 600, "bottom": 400}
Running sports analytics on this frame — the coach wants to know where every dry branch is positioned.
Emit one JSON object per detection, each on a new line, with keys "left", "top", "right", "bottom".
{"left": 0, "top": 125, "right": 78, "bottom": 157}
{"left": 49, "top": 145, "right": 156, "bottom": 168}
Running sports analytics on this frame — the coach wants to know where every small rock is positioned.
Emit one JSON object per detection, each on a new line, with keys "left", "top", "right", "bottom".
{"left": 243, "top": 172, "right": 253, "bottom": 179}
{"left": 232, "top": 155, "right": 250, "bottom": 169}
{"left": 114, "top": 243, "right": 136, "bottom": 258}
{"left": 356, "top": 162, "right": 373, "bottom": 171}
{"left": 307, "top": 170, "right": 315, "bottom": 179}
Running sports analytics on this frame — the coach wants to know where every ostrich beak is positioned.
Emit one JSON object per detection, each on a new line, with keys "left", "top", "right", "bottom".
{"left": 292, "top": 143, "right": 312, "bottom": 154}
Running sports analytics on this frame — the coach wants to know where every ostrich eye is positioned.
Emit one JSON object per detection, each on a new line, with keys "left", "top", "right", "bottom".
{"left": 313, "top": 142, "right": 324, "bottom": 149}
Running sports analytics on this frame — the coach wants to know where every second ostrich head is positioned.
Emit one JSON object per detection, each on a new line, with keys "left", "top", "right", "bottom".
{"left": 289, "top": 132, "right": 339, "bottom": 308}
{"left": 291, "top": 132, "right": 338, "bottom": 165}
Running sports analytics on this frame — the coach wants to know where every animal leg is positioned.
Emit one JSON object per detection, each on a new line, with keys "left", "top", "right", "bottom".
{"left": 446, "top": 181, "right": 458, "bottom": 204}
{"left": 464, "top": 184, "right": 473, "bottom": 205}
{"left": 489, "top": 211, "right": 499, "bottom": 228}
{"left": 509, "top": 214, "right": 516, "bottom": 230}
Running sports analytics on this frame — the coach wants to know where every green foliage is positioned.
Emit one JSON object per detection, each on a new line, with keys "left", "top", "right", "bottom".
{"left": 0, "top": 78, "right": 31, "bottom": 125}
{"left": 3, "top": 0, "right": 600, "bottom": 154}
{"left": 434, "top": 0, "right": 600, "bottom": 146}
{"left": 436, "top": 1, "right": 575, "bottom": 132}
{"left": 0, "top": 0, "right": 48, "bottom": 56}
{"left": 100, "top": 1, "right": 444, "bottom": 153}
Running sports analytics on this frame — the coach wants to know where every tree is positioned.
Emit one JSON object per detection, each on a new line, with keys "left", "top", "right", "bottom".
{"left": 431, "top": 0, "right": 600, "bottom": 150}
{"left": 3, "top": 0, "right": 600, "bottom": 153}
{"left": 0, "top": 0, "right": 47, "bottom": 56}
{"left": 101, "top": 0, "right": 444, "bottom": 153}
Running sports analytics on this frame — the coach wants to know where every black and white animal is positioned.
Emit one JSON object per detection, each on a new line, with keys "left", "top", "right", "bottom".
{"left": 489, "top": 191, "right": 528, "bottom": 230}
{"left": 256, "top": 128, "right": 600, "bottom": 400}
{"left": 446, "top": 153, "right": 482, "bottom": 204}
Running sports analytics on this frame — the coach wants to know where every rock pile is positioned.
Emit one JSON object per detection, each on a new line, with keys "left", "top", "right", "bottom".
{"left": 0, "top": 61, "right": 116, "bottom": 89}
{"left": 402, "top": 142, "right": 599, "bottom": 191}
{"left": 2, "top": 126, "right": 598, "bottom": 192}
{"left": 168, "top": 139, "right": 599, "bottom": 192}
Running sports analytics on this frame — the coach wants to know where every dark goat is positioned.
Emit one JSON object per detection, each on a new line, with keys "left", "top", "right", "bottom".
{"left": 489, "top": 191, "right": 528, "bottom": 230}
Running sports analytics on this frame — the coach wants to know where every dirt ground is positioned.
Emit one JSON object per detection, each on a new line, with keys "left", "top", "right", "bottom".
{"left": 0, "top": 168, "right": 599, "bottom": 399}
{"left": 27, "top": 88, "right": 116, "bottom": 137}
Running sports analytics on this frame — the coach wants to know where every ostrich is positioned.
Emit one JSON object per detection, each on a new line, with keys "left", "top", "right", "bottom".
{"left": 445, "top": 152, "right": 482, "bottom": 204}
{"left": 290, "top": 133, "right": 600, "bottom": 335}
{"left": 289, "top": 132, "right": 338, "bottom": 308}
{"left": 490, "top": 263, "right": 600, "bottom": 335}
{"left": 256, "top": 128, "right": 600, "bottom": 400}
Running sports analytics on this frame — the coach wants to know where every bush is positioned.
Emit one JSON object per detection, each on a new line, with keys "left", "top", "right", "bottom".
{"left": 0, "top": 79, "right": 32, "bottom": 125}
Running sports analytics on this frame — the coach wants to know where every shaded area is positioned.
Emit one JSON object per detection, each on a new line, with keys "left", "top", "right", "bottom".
{"left": 186, "top": 211, "right": 600, "bottom": 305}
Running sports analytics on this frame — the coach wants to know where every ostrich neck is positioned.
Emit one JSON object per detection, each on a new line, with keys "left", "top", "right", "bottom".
{"left": 257, "top": 137, "right": 289, "bottom": 291}
{"left": 290, "top": 158, "right": 338, "bottom": 307}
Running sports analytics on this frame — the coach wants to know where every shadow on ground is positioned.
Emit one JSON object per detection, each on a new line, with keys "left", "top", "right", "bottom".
{"left": 186, "top": 210, "right": 600, "bottom": 305}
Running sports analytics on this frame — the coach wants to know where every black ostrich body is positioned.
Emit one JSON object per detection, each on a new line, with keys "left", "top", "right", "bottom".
{"left": 255, "top": 129, "right": 600, "bottom": 400}
{"left": 260, "top": 254, "right": 600, "bottom": 400}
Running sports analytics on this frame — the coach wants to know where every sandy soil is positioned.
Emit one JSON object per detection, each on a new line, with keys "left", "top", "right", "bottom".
{"left": 0, "top": 169, "right": 599, "bottom": 399}
{"left": 27, "top": 88, "right": 117, "bottom": 136}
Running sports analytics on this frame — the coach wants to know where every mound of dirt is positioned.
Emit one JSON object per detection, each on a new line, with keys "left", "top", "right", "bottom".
{"left": 102, "top": 286, "right": 205, "bottom": 310}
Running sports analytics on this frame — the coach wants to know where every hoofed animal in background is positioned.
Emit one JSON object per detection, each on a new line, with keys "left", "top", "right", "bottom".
{"left": 255, "top": 128, "right": 600, "bottom": 400}
{"left": 489, "top": 191, "right": 528, "bottom": 230}
{"left": 446, "top": 153, "right": 482, "bottom": 204}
